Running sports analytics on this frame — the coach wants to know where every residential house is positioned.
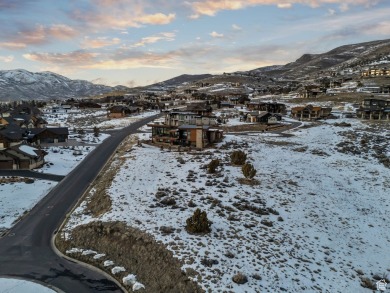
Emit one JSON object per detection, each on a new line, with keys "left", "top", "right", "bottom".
{"left": 108, "top": 105, "right": 140, "bottom": 118}
{"left": 186, "top": 102, "right": 213, "bottom": 116}
{"left": 245, "top": 111, "right": 282, "bottom": 124}
{"left": 356, "top": 98, "right": 390, "bottom": 120}
{"left": 11, "top": 104, "right": 41, "bottom": 116}
{"left": 0, "top": 144, "right": 46, "bottom": 170}
{"left": 0, "top": 117, "right": 9, "bottom": 128}
{"left": 164, "top": 111, "right": 218, "bottom": 127}
{"left": 299, "top": 88, "right": 324, "bottom": 99}
{"left": 291, "top": 105, "right": 332, "bottom": 120}
{"left": 32, "top": 116, "right": 48, "bottom": 128}
{"left": 247, "top": 102, "right": 286, "bottom": 114}
{"left": 0, "top": 124, "right": 25, "bottom": 148}
{"left": 148, "top": 109, "right": 222, "bottom": 149}
{"left": 361, "top": 67, "right": 390, "bottom": 77}
{"left": 149, "top": 123, "right": 223, "bottom": 148}
{"left": 27, "top": 127, "right": 69, "bottom": 144}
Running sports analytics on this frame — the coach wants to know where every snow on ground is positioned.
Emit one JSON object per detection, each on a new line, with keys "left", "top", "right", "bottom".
{"left": 1, "top": 124, "right": 111, "bottom": 230}
{"left": 0, "top": 278, "right": 56, "bottom": 293}
{"left": 65, "top": 246, "right": 144, "bottom": 289}
{"left": 95, "top": 110, "right": 159, "bottom": 130}
{"left": 0, "top": 180, "right": 54, "bottom": 231}
{"left": 65, "top": 118, "right": 389, "bottom": 292}
{"left": 40, "top": 145, "right": 95, "bottom": 175}
{"left": 1, "top": 108, "right": 157, "bottom": 234}
{"left": 42, "top": 107, "right": 158, "bottom": 130}
{"left": 1, "top": 142, "right": 99, "bottom": 231}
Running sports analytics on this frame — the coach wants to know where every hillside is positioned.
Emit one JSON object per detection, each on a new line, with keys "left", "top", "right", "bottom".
{"left": 248, "top": 38, "right": 390, "bottom": 80}
{"left": 150, "top": 74, "right": 213, "bottom": 87}
{"left": 2, "top": 39, "right": 390, "bottom": 101}
{"left": 143, "top": 38, "right": 390, "bottom": 94}
{"left": 0, "top": 69, "right": 129, "bottom": 101}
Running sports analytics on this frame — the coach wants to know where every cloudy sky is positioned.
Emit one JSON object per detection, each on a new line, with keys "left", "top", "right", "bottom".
{"left": 0, "top": 0, "right": 389, "bottom": 87}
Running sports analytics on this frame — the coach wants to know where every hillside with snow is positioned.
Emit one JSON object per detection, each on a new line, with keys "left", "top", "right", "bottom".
{"left": 62, "top": 117, "right": 390, "bottom": 292}
{"left": 0, "top": 69, "right": 128, "bottom": 101}
{"left": 247, "top": 39, "right": 390, "bottom": 79}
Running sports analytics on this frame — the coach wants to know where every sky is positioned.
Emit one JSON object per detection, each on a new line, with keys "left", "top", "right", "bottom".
{"left": 0, "top": 0, "right": 389, "bottom": 87}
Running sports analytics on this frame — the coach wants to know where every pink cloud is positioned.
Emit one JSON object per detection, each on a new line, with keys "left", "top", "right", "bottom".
{"left": 70, "top": 1, "right": 176, "bottom": 29}
{"left": 0, "top": 55, "right": 14, "bottom": 62}
{"left": 0, "top": 24, "right": 78, "bottom": 49}
{"left": 81, "top": 37, "right": 121, "bottom": 49}
{"left": 136, "top": 13, "right": 176, "bottom": 25}
{"left": 23, "top": 51, "right": 99, "bottom": 66}
{"left": 132, "top": 32, "right": 175, "bottom": 47}
{"left": 188, "top": 0, "right": 381, "bottom": 18}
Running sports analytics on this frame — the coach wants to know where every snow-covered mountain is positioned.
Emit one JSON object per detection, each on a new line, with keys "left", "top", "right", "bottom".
{"left": 0, "top": 69, "right": 127, "bottom": 101}
{"left": 247, "top": 38, "right": 390, "bottom": 79}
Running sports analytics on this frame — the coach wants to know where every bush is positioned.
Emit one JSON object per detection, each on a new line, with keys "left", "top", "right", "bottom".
{"left": 207, "top": 159, "right": 220, "bottom": 174}
{"left": 242, "top": 163, "right": 256, "bottom": 179}
{"left": 93, "top": 126, "right": 100, "bottom": 137}
{"left": 185, "top": 208, "right": 211, "bottom": 234}
{"left": 232, "top": 272, "right": 248, "bottom": 284}
{"left": 230, "top": 150, "right": 247, "bottom": 165}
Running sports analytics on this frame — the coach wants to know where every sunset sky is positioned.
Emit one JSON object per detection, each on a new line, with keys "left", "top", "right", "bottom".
{"left": 0, "top": 0, "right": 389, "bottom": 87}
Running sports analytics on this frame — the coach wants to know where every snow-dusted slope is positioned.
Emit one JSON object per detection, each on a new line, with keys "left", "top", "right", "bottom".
{"left": 248, "top": 39, "right": 390, "bottom": 79}
{"left": 0, "top": 69, "right": 127, "bottom": 101}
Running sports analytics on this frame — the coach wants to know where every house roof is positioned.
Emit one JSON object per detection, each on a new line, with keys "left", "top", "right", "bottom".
{"left": 109, "top": 105, "right": 129, "bottom": 112}
{"left": 11, "top": 144, "right": 40, "bottom": 158}
{"left": 28, "top": 127, "right": 69, "bottom": 136}
{"left": 45, "top": 127, "right": 69, "bottom": 135}
{"left": 0, "top": 125, "right": 25, "bottom": 140}
{"left": 6, "top": 144, "right": 46, "bottom": 159}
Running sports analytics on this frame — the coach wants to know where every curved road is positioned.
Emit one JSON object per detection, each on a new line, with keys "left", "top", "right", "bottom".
{"left": 0, "top": 114, "right": 160, "bottom": 293}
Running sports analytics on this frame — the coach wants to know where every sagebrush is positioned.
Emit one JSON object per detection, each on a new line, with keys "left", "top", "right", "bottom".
{"left": 185, "top": 208, "right": 211, "bottom": 234}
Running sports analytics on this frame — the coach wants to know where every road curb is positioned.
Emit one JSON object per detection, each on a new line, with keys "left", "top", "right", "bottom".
{"left": 51, "top": 114, "right": 162, "bottom": 293}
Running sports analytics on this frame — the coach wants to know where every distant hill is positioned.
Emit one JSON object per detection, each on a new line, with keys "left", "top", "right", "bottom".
{"left": 247, "top": 38, "right": 390, "bottom": 80}
{"left": 0, "top": 69, "right": 129, "bottom": 101}
{"left": 149, "top": 74, "right": 213, "bottom": 87}
{"left": 3, "top": 39, "right": 390, "bottom": 101}
{"left": 147, "top": 39, "right": 390, "bottom": 92}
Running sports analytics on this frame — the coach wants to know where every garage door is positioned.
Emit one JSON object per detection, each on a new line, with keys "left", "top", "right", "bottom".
{"left": 0, "top": 160, "right": 13, "bottom": 169}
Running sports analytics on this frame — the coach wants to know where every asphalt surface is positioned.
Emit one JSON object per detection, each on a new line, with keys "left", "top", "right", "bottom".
{"left": 0, "top": 114, "right": 160, "bottom": 293}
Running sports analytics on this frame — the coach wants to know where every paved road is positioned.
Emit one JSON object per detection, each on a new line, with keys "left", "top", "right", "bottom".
{"left": 0, "top": 114, "right": 160, "bottom": 293}
{"left": 227, "top": 121, "right": 302, "bottom": 136}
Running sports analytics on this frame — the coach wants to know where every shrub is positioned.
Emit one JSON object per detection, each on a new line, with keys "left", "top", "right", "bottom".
{"left": 230, "top": 150, "right": 247, "bottom": 165}
{"left": 93, "top": 126, "right": 100, "bottom": 137}
{"left": 232, "top": 272, "right": 248, "bottom": 284}
{"left": 242, "top": 163, "right": 256, "bottom": 179}
{"left": 185, "top": 208, "right": 211, "bottom": 234}
{"left": 207, "top": 159, "right": 220, "bottom": 174}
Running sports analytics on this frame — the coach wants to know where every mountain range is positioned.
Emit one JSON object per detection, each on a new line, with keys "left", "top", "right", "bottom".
{"left": 1, "top": 38, "right": 389, "bottom": 101}
{"left": 0, "top": 69, "right": 128, "bottom": 101}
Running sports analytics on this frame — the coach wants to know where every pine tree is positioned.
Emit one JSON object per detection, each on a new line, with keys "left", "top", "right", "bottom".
{"left": 242, "top": 163, "right": 256, "bottom": 180}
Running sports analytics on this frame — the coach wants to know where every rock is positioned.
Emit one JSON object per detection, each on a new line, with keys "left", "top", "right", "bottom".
{"left": 159, "top": 226, "right": 175, "bottom": 235}
{"left": 201, "top": 258, "right": 219, "bottom": 267}
{"left": 160, "top": 197, "right": 176, "bottom": 206}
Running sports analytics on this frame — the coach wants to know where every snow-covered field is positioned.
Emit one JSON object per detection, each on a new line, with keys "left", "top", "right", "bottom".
{"left": 43, "top": 108, "right": 159, "bottom": 130}
{"left": 1, "top": 109, "right": 155, "bottom": 233}
{"left": 0, "top": 179, "right": 54, "bottom": 231}
{"left": 65, "top": 118, "right": 390, "bottom": 292}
